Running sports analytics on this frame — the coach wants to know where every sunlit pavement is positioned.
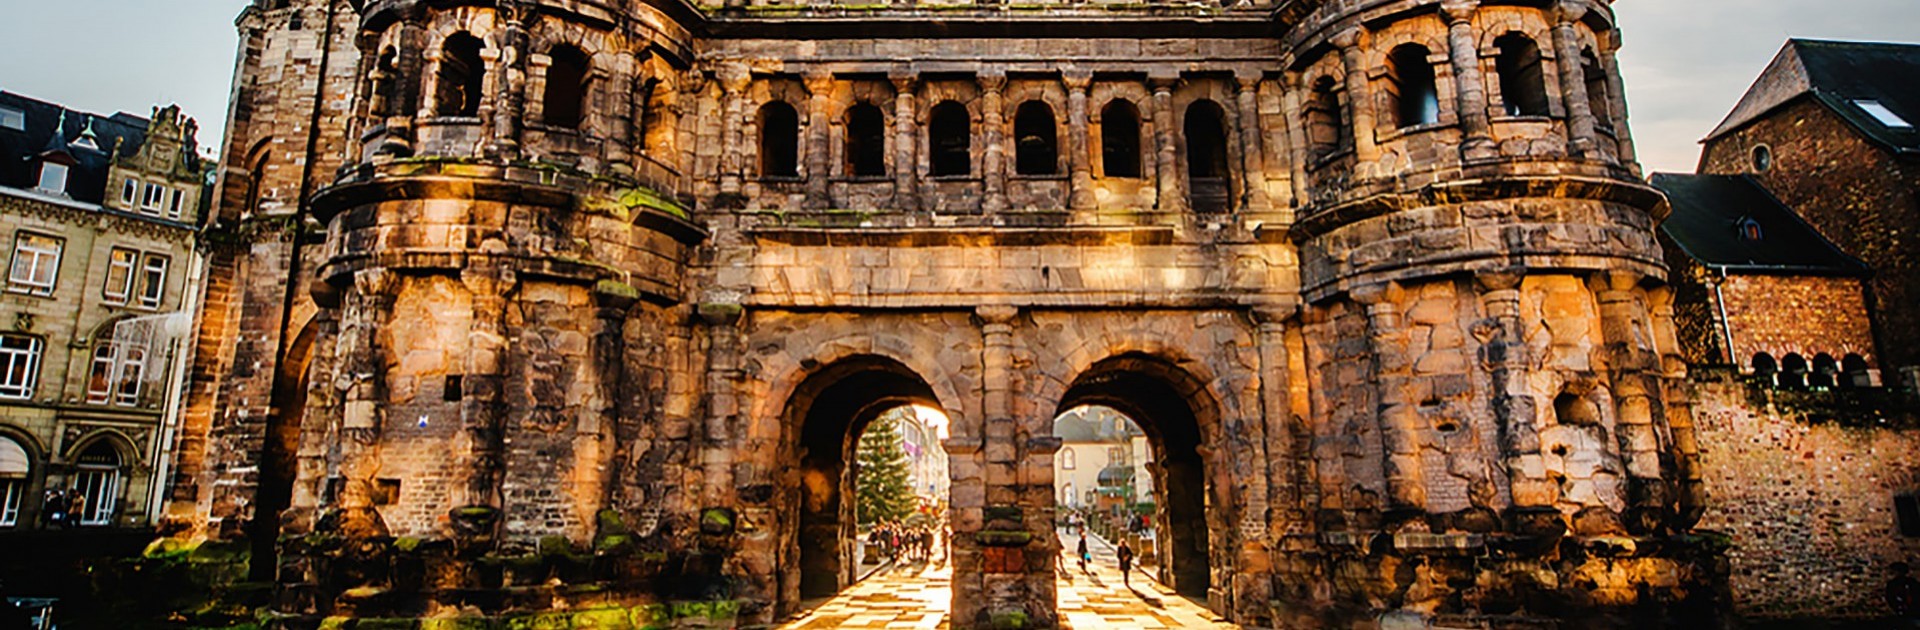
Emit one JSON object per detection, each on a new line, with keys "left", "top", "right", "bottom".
{"left": 777, "top": 530, "right": 1238, "bottom": 629}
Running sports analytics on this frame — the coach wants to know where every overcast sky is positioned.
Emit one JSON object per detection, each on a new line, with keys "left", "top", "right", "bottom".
{"left": 0, "top": 0, "right": 1916, "bottom": 174}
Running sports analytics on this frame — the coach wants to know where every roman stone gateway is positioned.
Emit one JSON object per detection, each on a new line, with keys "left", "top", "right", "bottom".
{"left": 175, "top": 0, "right": 1726, "bottom": 627}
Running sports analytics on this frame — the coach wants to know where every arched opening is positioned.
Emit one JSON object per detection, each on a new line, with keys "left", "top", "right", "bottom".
{"left": 759, "top": 101, "right": 801, "bottom": 178}
{"left": 1387, "top": 44, "right": 1441, "bottom": 128}
{"left": 542, "top": 45, "right": 591, "bottom": 129}
{"left": 1184, "top": 100, "right": 1231, "bottom": 214}
{"left": 434, "top": 32, "right": 485, "bottom": 118}
{"left": 1014, "top": 101, "right": 1059, "bottom": 176}
{"left": 1751, "top": 352, "right": 1778, "bottom": 379}
{"left": 1055, "top": 354, "right": 1215, "bottom": 600}
{"left": 71, "top": 440, "right": 124, "bottom": 526}
{"left": 845, "top": 103, "right": 887, "bottom": 177}
{"left": 1780, "top": 353, "right": 1809, "bottom": 389}
{"left": 928, "top": 101, "right": 971, "bottom": 177}
{"left": 369, "top": 47, "right": 399, "bottom": 117}
{"left": 1553, "top": 390, "right": 1603, "bottom": 426}
{"left": 1841, "top": 353, "right": 1871, "bottom": 389}
{"left": 785, "top": 356, "right": 949, "bottom": 605}
{"left": 1494, "top": 33, "right": 1550, "bottom": 117}
{"left": 0, "top": 435, "right": 29, "bottom": 527}
{"left": 1811, "top": 353, "right": 1839, "bottom": 389}
{"left": 250, "top": 321, "right": 317, "bottom": 580}
{"left": 1306, "top": 76, "right": 1346, "bottom": 161}
{"left": 1582, "top": 50, "right": 1612, "bottom": 131}
{"left": 1099, "top": 100, "right": 1142, "bottom": 178}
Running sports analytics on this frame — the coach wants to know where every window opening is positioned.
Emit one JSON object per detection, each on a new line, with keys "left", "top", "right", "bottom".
{"left": 1751, "top": 145, "right": 1773, "bottom": 172}
{"left": 138, "top": 253, "right": 169, "bottom": 309}
{"left": 1307, "top": 76, "right": 1346, "bottom": 160}
{"left": 1855, "top": 100, "right": 1912, "bottom": 128}
{"left": 1811, "top": 353, "right": 1839, "bottom": 389}
{"left": 1582, "top": 50, "right": 1611, "bottom": 131}
{"left": 1494, "top": 34, "right": 1550, "bottom": 117}
{"left": 73, "top": 442, "right": 121, "bottom": 526}
{"left": 928, "top": 101, "right": 971, "bottom": 177}
{"left": 1780, "top": 353, "right": 1809, "bottom": 389}
{"left": 104, "top": 248, "right": 136, "bottom": 303}
{"left": 0, "top": 436, "right": 26, "bottom": 527}
{"left": 1014, "top": 101, "right": 1059, "bottom": 176}
{"left": 168, "top": 188, "right": 185, "bottom": 219}
{"left": 542, "top": 45, "right": 590, "bottom": 129}
{"left": 141, "top": 183, "right": 165, "bottom": 213}
{"left": 8, "top": 233, "right": 62, "bottom": 296}
{"left": 0, "top": 335, "right": 42, "bottom": 400}
{"left": 1100, "top": 100, "right": 1142, "bottom": 178}
{"left": 1388, "top": 45, "right": 1440, "bottom": 127}
{"left": 1738, "top": 217, "right": 1763, "bottom": 242}
{"left": 120, "top": 179, "right": 138, "bottom": 206}
{"left": 1185, "top": 100, "right": 1231, "bottom": 213}
{"left": 434, "top": 32, "right": 485, "bottom": 117}
{"left": 758, "top": 101, "right": 801, "bottom": 178}
{"left": 0, "top": 107, "right": 22, "bottom": 131}
{"left": 845, "top": 103, "right": 887, "bottom": 177}
{"left": 36, "top": 163, "right": 68, "bottom": 194}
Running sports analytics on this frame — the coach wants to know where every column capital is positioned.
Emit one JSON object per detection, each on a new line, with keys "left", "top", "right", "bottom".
{"left": 1148, "top": 75, "right": 1180, "bottom": 93}
{"left": 977, "top": 71, "right": 1008, "bottom": 93}
{"left": 889, "top": 67, "right": 919, "bottom": 91}
{"left": 1350, "top": 281, "right": 1403, "bottom": 308}
{"left": 1474, "top": 269, "right": 1526, "bottom": 293}
{"left": 1251, "top": 305, "right": 1298, "bottom": 326}
{"left": 717, "top": 64, "right": 752, "bottom": 94}
{"left": 1552, "top": 0, "right": 1589, "bottom": 25}
{"left": 1062, "top": 69, "right": 1093, "bottom": 92}
{"left": 975, "top": 305, "right": 1020, "bottom": 325}
{"left": 1234, "top": 70, "right": 1264, "bottom": 92}
{"left": 1330, "top": 25, "right": 1367, "bottom": 50}
{"left": 802, "top": 70, "right": 835, "bottom": 95}
{"left": 1439, "top": 0, "right": 1479, "bottom": 24}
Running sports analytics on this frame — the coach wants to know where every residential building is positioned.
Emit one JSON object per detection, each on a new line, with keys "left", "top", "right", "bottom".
{"left": 1052, "top": 406, "right": 1150, "bottom": 511}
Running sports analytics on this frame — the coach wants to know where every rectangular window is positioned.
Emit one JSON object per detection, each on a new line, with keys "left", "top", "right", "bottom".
{"left": 36, "top": 163, "right": 68, "bottom": 194}
{"left": 86, "top": 345, "right": 115, "bottom": 404}
{"left": 0, "top": 107, "right": 23, "bottom": 131}
{"left": 0, "top": 478, "right": 20, "bottom": 526}
{"left": 7, "top": 233, "right": 62, "bottom": 296}
{"left": 1856, "top": 100, "right": 1913, "bottom": 128}
{"left": 120, "top": 179, "right": 138, "bottom": 206}
{"left": 140, "top": 183, "right": 164, "bottom": 213}
{"left": 85, "top": 342, "right": 148, "bottom": 407}
{"left": 167, "top": 188, "right": 184, "bottom": 219}
{"left": 103, "top": 247, "right": 136, "bottom": 303}
{"left": 0, "top": 335, "right": 44, "bottom": 400}
{"left": 138, "top": 253, "right": 169, "bottom": 309}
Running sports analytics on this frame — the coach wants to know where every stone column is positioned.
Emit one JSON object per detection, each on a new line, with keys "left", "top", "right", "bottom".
{"left": 1352, "top": 283, "right": 1425, "bottom": 516}
{"left": 890, "top": 72, "right": 919, "bottom": 212}
{"left": 1064, "top": 71, "right": 1095, "bottom": 212}
{"left": 488, "top": 5, "right": 531, "bottom": 159}
{"left": 717, "top": 64, "right": 752, "bottom": 196}
{"left": 1599, "top": 43, "right": 1641, "bottom": 172}
{"left": 1332, "top": 27, "right": 1381, "bottom": 167}
{"left": 1474, "top": 272, "right": 1557, "bottom": 533}
{"left": 697, "top": 303, "right": 744, "bottom": 507}
{"left": 628, "top": 51, "right": 655, "bottom": 176}
{"left": 1253, "top": 307, "right": 1302, "bottom": 534}
{"left": 1234, "top": 71, "right": 1273, "bottom": 212}
{"left": 1279, "top": 72, "right": 1311, "bottom": 208}
{"left": 605, "top": 52, "right": 636, "bottom": 177}
{"left": 1149, "top": 75, "right": 1187, "bottom": 213}
{"left": 1648, "top": 287, "right": 1706, "bottom": 527}
{"left": 979, "top": 71, "right": 1009, "bottom": 214}
{"left": 1550, "top": 0, "right": 1598, "bottom": 158}
{"left": 968, "top": 305, "right": 1054, "bottom": 628}
{"left": 1441, "top": 0, "right": 1497, "bottom": 160}
{"left": 804, "top": 71, "right": 835, "bottom": 209}
{"left": 1591, "top": 273, "right": 1666, "bottom": 533}
{"left": 334, "top": 268, "right": 398, "bottom": 538}
{"left": 455, "top": 264, "right": 511, "bottom": 528}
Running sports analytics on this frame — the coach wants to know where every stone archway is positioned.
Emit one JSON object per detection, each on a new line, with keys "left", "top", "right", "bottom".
{"left": 251, "top": 319, "right": 318, "bottom": 580}
{"left": 1054, "top": 353, "right": 1221, "bottom": 599}
{"left": 780, "top": 355, "right": 947, "bottom": 602}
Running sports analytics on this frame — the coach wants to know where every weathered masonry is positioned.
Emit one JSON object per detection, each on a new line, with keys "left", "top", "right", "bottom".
{"left": 175, "top": 0, "right": 1726, "bottom": 627}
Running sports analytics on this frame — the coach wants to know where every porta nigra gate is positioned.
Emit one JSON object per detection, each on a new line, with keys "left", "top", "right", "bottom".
{"left": 181, "top": 0, "right": 1726, "bottom": 628}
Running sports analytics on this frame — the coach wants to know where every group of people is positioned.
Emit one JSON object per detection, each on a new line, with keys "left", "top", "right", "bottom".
{"left": 38, "top": 488, "right": 91, "bottom": 528}
{"left": 868, "top": 522, "right": 940, "bottom": 563}
{"left": 1071, "top": 531, "right": 1139, "bottom": 586}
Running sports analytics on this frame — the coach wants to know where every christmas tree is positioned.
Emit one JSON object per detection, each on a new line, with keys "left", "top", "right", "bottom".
{"left": 856, "top": 410, "right": 916, "bottom": 527}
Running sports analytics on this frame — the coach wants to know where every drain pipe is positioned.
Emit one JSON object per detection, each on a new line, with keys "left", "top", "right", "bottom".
{"left": 1712, "top": 267, "right": 1737, "bottom": 370}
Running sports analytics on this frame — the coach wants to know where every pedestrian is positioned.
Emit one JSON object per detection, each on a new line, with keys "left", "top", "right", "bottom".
{"left": 42, "top": 490, "right": 65, "bottom": 528}
{"left": 1076, "top": 533, "right": 1089, "bottom": 572}
{"left": 1116, "top": 539, "right": 1135, "bottom": 586}
{"left": 66, "top": 490, "right": 86, "bottom": 526}
{"left": 1890, "top": 561, "right": 1920, "bottom": 622}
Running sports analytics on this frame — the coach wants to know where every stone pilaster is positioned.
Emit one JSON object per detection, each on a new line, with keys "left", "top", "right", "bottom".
{"left": 1474, "top": 272, "right": 1556, "bottom": 528}
{"left": 698, "top": 302, "right": 745, "bottom": 507}
{"left": 1279, "top": 72, "right": 1311, "bottom": 208}
{"left": 1590, "top": 272, "right": 1667, "bottom": 533}
{"left": 1149, "top": 75, "right": 1187, "bottom": 213}
{"left": 1599, "top": 41, "right": 1641, "bottom": 172}
{"left": 627, "top": 50, "right": 655, "bottom": 176}
{"left": 890, "top": 72, "right": 919, "bottom": 212}
{"left": 334, "top": 268, "right": 399, "bottom": 539}
{"left": 803, "top": 71, "right": 835, "bottom": 209}
{"left": 605, "top": 51, "right": 636, "bottom": 177}
{"left": 718, "top": 64, "right": 752, "bottom": 196}
{"left": 1233, "top": 71, "right": 1272, "bottom": 212}
{"left": 1440, "top": 0, "right": 1497, "bottom": 161}
{"left": 1352, "top": 283, "right": 1426, "bottom": 516}
{"left": 1550, "top": 0, "right": 1598, "bottom": 158}
{"left": 979, "top": 71, "right": 1009, "bottom": 214}
{"left": 1333, "top": 27, "right": 1381, "bottom": 168}
{"left": 1064, "top": 70, "right": 1095, "bottom": 212}
{"left": 1253, "top": 307, "right": 1303, "bottom": 534}
{"left": 488, "top": 5, "right": 530, "bottom": 159}
{"left": 456, "top": 264, "right": 511, "bottom": 522}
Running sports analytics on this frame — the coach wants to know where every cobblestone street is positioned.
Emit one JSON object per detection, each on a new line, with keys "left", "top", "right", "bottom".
{"left": 778, "top": 529, "right": 1238, "bottom": 629}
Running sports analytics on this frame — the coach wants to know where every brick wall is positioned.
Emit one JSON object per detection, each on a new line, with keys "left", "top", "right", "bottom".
{"left": 1718, "top": 274, "right": 1877, "bottom": 369}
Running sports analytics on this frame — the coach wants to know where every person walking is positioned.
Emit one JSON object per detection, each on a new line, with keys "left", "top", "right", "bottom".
{"left": 1076, "top": 533, "right": 1090, "bottom": 573}
{"left": 1116, "top": 539, "right": 1135, "bottom": 586}
{"left": 1889, "top": 561, "right": 1920, "bottom": 624}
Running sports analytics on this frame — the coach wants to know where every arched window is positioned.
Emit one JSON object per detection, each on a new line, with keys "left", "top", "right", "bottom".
{"left": 369, "top": 47, "right": 399, "bottom": 117}
{"left": 758, "top": 101, "right": 800, "bottom": 178}
{"left": 542, "top": 45, "right": 590, "bottom": 129}
{"left": 1100, "top": 100, "right": 1142, "bottom": 178}
{"left": 1014, "top": 101, "right": 1059, "bottom": 176}
{"left": 1751, "top": 352, "right": 1778, "bottom": 377}
{"left": 640, "top": 78, "right": 669, "bottom": 156}
{"left": 73, "top": 441, "right": 121, "bottom": 526}
{"left": 1780, "top": 353, "right": 1809, "bottom": 389}
{"left": 1841, "top": 353, "right": 1871, "bottom": 389}
{"left": 1185, "top": 100, "right": 1231, "bottom": 213}
{"left": 1061, "top": 447, "right": 1077, "bottom": 470}
{"left": 1582, "top": 50, "right": 1612, "bottom": 131}
{"left": 929, "top": 101, "right": 971, "bottom": 177}
{"left": 1387, "top": 44, "right": 1440, "bottom": 128}
{"left": 1494, "top": 33, "right": 1549, "bottom": 117}
{"left": 1811, "top": 353, "right": 1839, "bottom": 389}
{"left": 1738, "top": 217, "right": 1764, "bottom": 242}
{"left": 1554, "top": 391, "right": 1601, "bottom": 426}
{"left": 434, "top": 32, "right": 485, "bottom": 118}
{"left": 0, "top": 436, "right": 27, "bottom": 527}
{"left": 1306, "top": 76, "right": 1346, "bottom": 160}
{"left": 845, "top": 103, "right": 887, "bottom": 177}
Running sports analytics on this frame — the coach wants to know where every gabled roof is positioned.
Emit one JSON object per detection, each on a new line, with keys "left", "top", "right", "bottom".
{"left": 0, "top": 90, "right": 149, "bottom": 204}
{"left": 1652, "top": 173, "right": 1869, "bottom": 276}
{"left": 1707, "top": 39, "right": 1920, "bottom": 155}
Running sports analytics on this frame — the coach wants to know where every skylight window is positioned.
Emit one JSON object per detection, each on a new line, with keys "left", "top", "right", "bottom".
{"left": 1854, "top": 100, "right": 1913, "bottom": 128}
{"left": 0, "top": 107, "right": 22, "bottom": 131}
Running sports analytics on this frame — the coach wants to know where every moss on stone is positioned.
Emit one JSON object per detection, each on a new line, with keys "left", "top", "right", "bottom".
{"left": 989, "top": 610, "right": 1031, "bottom": 629}
{"left": 357, "top": 619, "right": 421, "bottom": 630}
{"left": 393, "top": 536, "right": 424, "bottom": 552}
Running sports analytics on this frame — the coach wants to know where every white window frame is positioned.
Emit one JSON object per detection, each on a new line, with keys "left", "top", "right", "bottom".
{"left": 0, "top": 335, "right": 44, "bottom": 400}
{"left": 0, "top": 478, "right": 20, "bottom": 527}
{"left": 86, "top": 344, "right": 116, "bottom": 404}
{"left": 1856, "top": 100, "right": 1913, "bottom": 128}
{"left": 8, "top": 232, "right": 63, "bottom": 297}
{"left": 138, "top": 253, "right": 169, "bottom": 309}
{"left": 36, "top": 162, "right": 68, "bottom": 194}
{"left": 0, "top": 106, "right": 23, "bottom": 131}
{"left": 103, "top": 247, "right": 136, "bottom": 304}
{"left": 74, "top": 465, "right": 119, "bottom": 527}
{"left": 140, "top": 183, "right": 165, "bottom": 214}
{"left": 167, "top": 187, "right": 185, "bottom": 219}
{"left": 120, "top": 178, "right": 139, "bottom": 206}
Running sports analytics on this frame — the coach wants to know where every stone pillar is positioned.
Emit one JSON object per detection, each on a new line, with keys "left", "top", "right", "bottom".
{"left": 1352, "top": 283, "right": 1425, "bottom": 516}
{"left": 1441, "top": 0, "right": 1497, "bottom": 161}
{"left": 967, "top": 305, "right": 1053, "bottom": 629}
{"left": 979, "top": 71, "right": 1009, "bottom": 214}
{"left": 628, "top": 50, "right": 655, "bottom": 176}
{"left": 1648, "top": 287, "right": 1706, "bottom": 527}
{"left": 1064, "top": 70, "right": 1095, "bottom": 212}
{"left": 1253, "top": 307, "right": 1302, "bottom": 533}
{"left": 1149, "top": 75, "right": 1187, "bottom": 213}
{"left": 1550, "top": 1, "right": 1598, "bottom": 158}
{"left": 456, "top": 264, "right": 511, "bottom": 523}
{"left": 890, "top": 72, "right": 919, "bottom": 212}
{"left": 718, "top": 64, "right": 752, "bottom": 196}
{"left": 1278, "top": 72, "right": 1311, "bottom": 208}
{"left": 606, "top": 52, "right": 636, "bottom": 177}
{"left": 334, "top": 268, "right": 398, "bottom": 538}
{"left": 1233, "top": 71, "right": 1273, "bottom": 212}
{"left": 488, "top": 6, "right": 531, "bottom": 159}
{"left": 1591, "top": 273, "right": 1666, "bottom": 533}
{"left": 804, "top": 71, "right": 835, "bottom": 209}
{"left": 1599, "top": 42, "right": 1641, "bottom": 172}
{"left": 1332, "top": 27, "right": 1381, "bottom": 167}
{"left": 697, "top": 303, "right": 744, "bottom": 507}
{"left": 1474, "top": 272, "right": 1557, "bottom": 531}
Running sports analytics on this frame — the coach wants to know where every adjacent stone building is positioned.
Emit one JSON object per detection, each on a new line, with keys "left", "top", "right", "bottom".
{"left": 0, "top": 92, "right": 209, "bottom": 531}
{"left": 173, "top": 0, "right": 1734, "bottom": 628}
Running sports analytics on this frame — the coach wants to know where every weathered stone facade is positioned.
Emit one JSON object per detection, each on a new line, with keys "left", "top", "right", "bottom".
{"left": 178, "top": 0, "right": 1731, "bottom": 627}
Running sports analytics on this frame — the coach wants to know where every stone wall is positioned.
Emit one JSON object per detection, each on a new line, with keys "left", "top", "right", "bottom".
{"left": 1717, "top": 274, "right": 1877, "bottom": 369}
{"left": 1691, "top": 374, "right": 1920, "bottom": 618}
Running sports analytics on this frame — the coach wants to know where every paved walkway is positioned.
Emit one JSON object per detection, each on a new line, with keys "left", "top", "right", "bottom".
{"left": 777, "top": 530, "right": 1237, "bottom": 629}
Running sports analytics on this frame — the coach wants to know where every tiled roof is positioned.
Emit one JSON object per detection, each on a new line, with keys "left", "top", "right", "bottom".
{"left": 0, "top": 90, "right": 150, "bottom": 204}
{"left": 1708, "top": 39, "right": 1920, "bottom": 155}
{"left": 1653, "top": 173, "right": 1869, "bottom": 275}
